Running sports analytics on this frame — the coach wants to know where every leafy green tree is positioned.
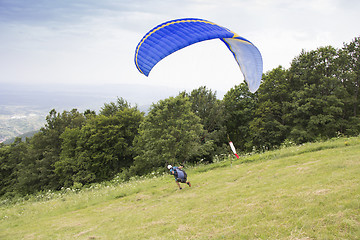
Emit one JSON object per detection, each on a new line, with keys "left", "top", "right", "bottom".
{"left": 0, "top": 144, "right": 12, "bottom": 196}
{"left": 16, "top": 109, "right": 87, "bottom": 193}
{"left": 249, "top": 67, "right": 290, "bottom": 151}
{"left": 131, "top": 95, "right": 205, "bottom": 175}
{"left": 186, "top": 86, "right": 227, "bottom": 159}
{"left": 338, "top": 37, "right": 360, "bottom": 135}
{"left": 100, "top": 97, "right": 132, "bottom": 117}
{"left": 342, "top": 37, "right": 360, "bottom": 117}
{"left": 56, "top": 104, "right": 144, "bottom": 186}
{"left": 0, "top": 145, "right": 9, "bottom": 196}
{"left": 223, "top": 83, "right": 257, "bottom": 152}
{"left": 286, "top": 46, "right": 345, "bottom": 143}
{"left": 54, "top": 127, "right": 84, "bottom": 187}
{"left": 187, "top": 87, "right": 223, "bottom": 132}
{"left": 0, "top": 138, "right": 28, "bottom": 197}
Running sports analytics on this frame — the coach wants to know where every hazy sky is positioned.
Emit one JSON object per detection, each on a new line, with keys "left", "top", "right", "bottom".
{"left": 1, "top": 0, "right": 359, "bottom": 93}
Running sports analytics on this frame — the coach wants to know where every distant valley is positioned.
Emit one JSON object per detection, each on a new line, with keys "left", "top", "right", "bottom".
{"left": 0, "top": 107, "right": 45, "bottom": 143}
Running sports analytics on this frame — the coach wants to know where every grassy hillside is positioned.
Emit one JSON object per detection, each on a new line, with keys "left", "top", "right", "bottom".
{"left": 1, "top": 137, "right": 359, "bottom": 239}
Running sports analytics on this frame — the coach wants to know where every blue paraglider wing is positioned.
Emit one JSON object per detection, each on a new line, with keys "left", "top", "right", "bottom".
{"left": 134, "top": 18, "right": 263, "bottom": 93}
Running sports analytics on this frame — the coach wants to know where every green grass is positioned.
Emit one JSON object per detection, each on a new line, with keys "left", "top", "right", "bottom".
{"left": 1, "top": 137, "right": 359, "bottom": 239}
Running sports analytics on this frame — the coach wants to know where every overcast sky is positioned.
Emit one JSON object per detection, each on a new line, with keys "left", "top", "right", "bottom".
{"left": 1, "top": 0, "right": 360, "bottom": 94}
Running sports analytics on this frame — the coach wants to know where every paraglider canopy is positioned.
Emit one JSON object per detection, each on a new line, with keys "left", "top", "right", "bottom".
{"left": 134, "top": 18, "right": 263, "bottom": 93}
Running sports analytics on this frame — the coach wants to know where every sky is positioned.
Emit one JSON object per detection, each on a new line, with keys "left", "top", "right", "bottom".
{"left": 1, "top": 0, "right": 360, "bottom": 95}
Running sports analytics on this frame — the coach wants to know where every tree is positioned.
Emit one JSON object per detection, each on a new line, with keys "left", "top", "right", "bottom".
{"left": 55, "top": 103, "right": 144, "bottom": 187}
{"left": 16, "top": 109, "right": 87, "bottom": 193}
{"left": 131, "top": 94, "right": 205, "bottom": 175}
{"left": 54, "top": 127, "right": 84, "bottom": 187}
{"left": 342, "top": 37, "right": 360, "bottom": 117}
{"left": 286, "top": 46, "right": 345, "bottom": 143}
{"left": 249, "top": 66, "right": 290, "bottom": 151}
{"left": 338, "top": 37, "right": 360, "bottom": 135}
{"left": 100, "top": 97, "right": 132, "bottom": 117}
{"left": 0, "top": 138, "right": 28, "bottom": 197}
{"left": 223, "top": 83, "right": 258, "bottom": 152}
{"left": 186, "top": 86, "right": 227, "bottom": 159}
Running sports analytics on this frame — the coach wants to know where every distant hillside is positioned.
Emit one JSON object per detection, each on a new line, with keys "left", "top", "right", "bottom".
{"left": 1, "top": 137, "right": 359, "bottom": 239}
{"left": 0, "top": 110, "right": 45, "bottom": 143}
{"left": 3, "top": 130, "right": 39, "bottom": 145}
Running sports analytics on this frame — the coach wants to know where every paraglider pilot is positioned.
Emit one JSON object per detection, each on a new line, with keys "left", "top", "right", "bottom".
{"left": 168, "top": 165, "right": 191, "bottom": 190}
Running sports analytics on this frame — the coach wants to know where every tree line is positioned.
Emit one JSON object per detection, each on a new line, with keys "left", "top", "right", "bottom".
{"left": 1, "top": 37, "right": 359, "bottom": 198}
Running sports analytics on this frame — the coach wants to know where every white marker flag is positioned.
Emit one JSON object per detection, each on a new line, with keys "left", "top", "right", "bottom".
{"left": 229, "top": 141, "right": 239, "bottom": 159}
